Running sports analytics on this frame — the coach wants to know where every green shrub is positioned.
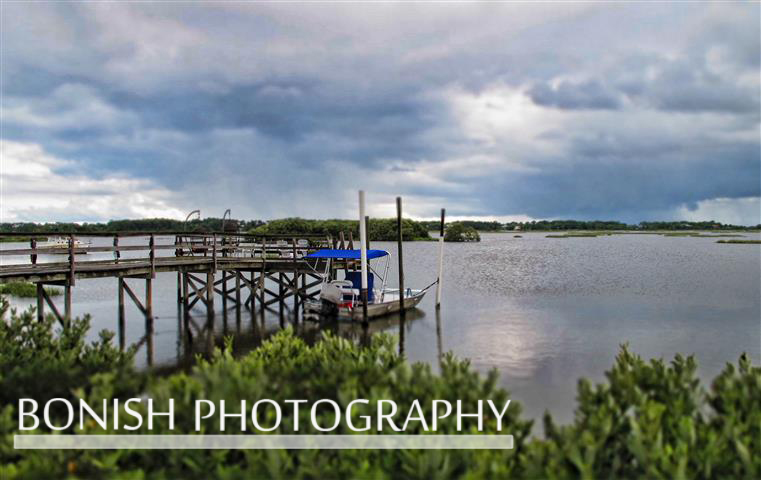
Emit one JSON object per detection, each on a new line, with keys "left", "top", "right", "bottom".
{"left": 251, "top": 217, "right": 432, "bottom": 241}
{"left": 522, "top": 347, "right": 760, "bottom": 479}
{"left": 0, "top": 296, "right": 136, "bottom": 406}
{"left": 1, "top": 299, "right": 758, "bottom": 479}
{"left": 444, "top": 223, "right": 480, "bottom": 242}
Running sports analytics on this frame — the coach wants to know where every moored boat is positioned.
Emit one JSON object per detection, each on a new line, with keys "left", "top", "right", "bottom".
{"left": 303, "top": 249, "right": 433, "bottom": 321}
{"left": 38, "top": 236, "right": 91, "bottom": 254}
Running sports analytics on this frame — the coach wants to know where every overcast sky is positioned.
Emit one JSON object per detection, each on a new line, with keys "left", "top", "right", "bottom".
{"left": 1, "top": 3, "right": 759, "bottom": 224}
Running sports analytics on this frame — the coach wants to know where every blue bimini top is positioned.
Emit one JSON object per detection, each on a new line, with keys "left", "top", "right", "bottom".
{"left": 305, "top": 249, "right": 389, "bottom": 260}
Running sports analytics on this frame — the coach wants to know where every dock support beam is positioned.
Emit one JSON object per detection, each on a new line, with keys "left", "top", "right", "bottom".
{"left": 118, "top": 278, "right": 126, "bottom": 350}
{"left": 116, "top": 275, "right": 154, "bottom": 351}
{"left": 34, "top": 281, "right": 71, "bottom": 325}
{"left": 36, "top": 283, "right": 44, "bottom": 322}
{"left": 206, "top": 271, "right": 215, "bottom": 321}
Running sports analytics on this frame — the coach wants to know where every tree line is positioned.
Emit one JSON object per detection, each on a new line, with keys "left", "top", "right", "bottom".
{"left": 2, "top": 217, "right": 758, "bottom": 237}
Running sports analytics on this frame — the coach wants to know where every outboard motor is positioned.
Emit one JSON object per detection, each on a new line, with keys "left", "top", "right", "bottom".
{"left": 318, "top": 282, "right": 342, "bottom": 316}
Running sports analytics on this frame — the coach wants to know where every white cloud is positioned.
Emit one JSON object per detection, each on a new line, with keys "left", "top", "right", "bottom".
{"left": 676, "top": 197, "right": 761, "bottom": 226}
{"left": 0, "top": 140, "right": 185, "bottom": 222}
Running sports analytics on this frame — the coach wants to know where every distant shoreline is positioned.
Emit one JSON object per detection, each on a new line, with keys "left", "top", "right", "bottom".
{"left": 2, "top": 217, "right": 759, "bottom": 239}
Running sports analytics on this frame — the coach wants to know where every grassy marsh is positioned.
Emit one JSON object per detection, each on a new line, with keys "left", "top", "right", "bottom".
{"left": 0, "top": 282, "right": 61, "bottom": 298}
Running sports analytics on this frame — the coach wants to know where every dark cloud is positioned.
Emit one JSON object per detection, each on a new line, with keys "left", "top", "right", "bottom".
{"left": 1, "top": 2, "right": 759, "bottom": 223}
{"left": 528, "top": 80, "right": 622, "bottom": 110}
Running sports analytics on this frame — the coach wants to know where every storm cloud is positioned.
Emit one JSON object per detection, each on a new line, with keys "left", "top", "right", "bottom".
{"left": 1, "top": 3, "right": 759, "bottom": 224}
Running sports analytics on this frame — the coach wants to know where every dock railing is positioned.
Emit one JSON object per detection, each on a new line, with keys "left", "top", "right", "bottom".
{"left": 0, "top": 232, "right": 333, "bottom": 279}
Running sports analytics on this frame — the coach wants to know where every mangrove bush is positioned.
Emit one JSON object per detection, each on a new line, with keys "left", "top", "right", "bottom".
{"left": 0, "top": 298, "right": 758, "bottom": 479}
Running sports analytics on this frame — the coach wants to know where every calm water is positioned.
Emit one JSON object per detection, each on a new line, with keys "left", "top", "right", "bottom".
{"left": 3, "top": 232, "right": 760, "bottom": 425}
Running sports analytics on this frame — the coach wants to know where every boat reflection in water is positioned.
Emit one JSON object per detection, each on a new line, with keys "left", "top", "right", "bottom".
{"left": 150, "top": 303, "right": 436, "bottom": 375}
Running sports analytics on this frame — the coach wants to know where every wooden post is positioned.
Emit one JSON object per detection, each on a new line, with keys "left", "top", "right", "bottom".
{"left": 149, "top": 234, "right": 155, "bottom": 279}
{"left": 118, "top": 278, "right": 125, "bottom": 349}
{"left": 146, "top": 324, "right": 154, "bottom": 367}
{"left": 145, "top": 277, "right": 153, "bottom": 321}
{"left": 292, "top": 238, "right": 298, "bottom": 314}
{"left": 114, "top": 235, "right": 120, "bottom": 263}
{"left": 30, "top": 238, "right": 37, "bottom": 266}
{"left": 235, "top": 271, "right": 241, "bottom": 313}
{"left": 250, "top": 271, "right": 256, "bottom": 311}
{"left": 206, "top": 271, "right": 214, "bottom": 321}
{"left": 339, "top": 231, "right": 345, "bottom": 249}
{"left": 68, "top": 234, "right": 75, "bottom": 286}
{"left": 64, "top": 282, "right": 72, "bottom": 322}
{"left": 436, "top": 208, "right": 445, "bottom": 309}
{"left": 177, "top": 272, "right": 182, "bottom": 304}
{"left": 36, "top": 283, "right": 44, "bottom": 322}
{"left": 348, "top": 231, "right": 354, "bottom": 250}
{"left": 396, "top": 196, "right": 405, "bottom": 316}
{"left": 182, "top": 272, "right": 190, "bottom": 325}
{"left": 435, "top": 307, "right": 443, "bottom": 368}
{"left": 278, "top": 272, "right": 284, "bottom": 315}
{"left": 260, "top": 238, "right": 267, "bottom": 311}
{"left": 222, "top": 271, "right": 228, "bottom": 312}
{"left": 359, "top": 190, "right": 369, "bottom": 324}
{"left": 212, "top": 233, "right": 217, "bottom": 273}
{"left": 235, "top": 274, "right": 242, "bottom": 332}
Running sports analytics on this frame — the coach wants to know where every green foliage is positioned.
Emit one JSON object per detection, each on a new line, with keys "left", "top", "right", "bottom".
{"left": 420, "top": 220, "right": 504, "bottom": 232}
{"left": 507, "top": 220, "right": 632, "bottom": 231}
{"left": 545, "top": 233, "right": 605, "bottom": 238}
{"left": 0, "top": 218, "right": 264, "bottom": 235}
{"left": 0, "top": 297, "right": 136, "bottom": 406}
{"left": 0, "top": 282, "right": 61, "bottom": 298}
{"left": 0, "top": 301, "right": 758, "bottom": 479}
{"left": 444, "top": 222, "right": 480, "bottom": 242}
{"left": 251, "top": 217, "right": 432, "bottom": 241}
{"left": 523, "top": 347, "right": 761, "bottom": 479}
{"left": 717, "top": 239, "right": 761, "bottom": 244}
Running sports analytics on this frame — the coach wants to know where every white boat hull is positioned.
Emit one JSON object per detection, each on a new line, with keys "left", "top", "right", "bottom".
{"left": 304, "top": 289, "right": 427, "bottom": 321}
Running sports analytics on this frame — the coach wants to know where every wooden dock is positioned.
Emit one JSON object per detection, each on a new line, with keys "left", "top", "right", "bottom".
{"left": 0, "top": 232, "right": 357, "bottom": 353}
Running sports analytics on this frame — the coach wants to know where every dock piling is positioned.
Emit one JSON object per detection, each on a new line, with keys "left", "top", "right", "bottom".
{"left": 436, "top": 208, "right": 445, "bottom": 309}
{"left": 396, "top": 196, "right": 405, "bottom": 317}
{"left": 36, "top": 283, "right": 44, "bottom": 322}
{"left": 359, "top": 191, "right": 369, "bottom": 324}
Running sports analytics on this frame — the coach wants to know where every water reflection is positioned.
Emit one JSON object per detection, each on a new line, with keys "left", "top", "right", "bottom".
{"left": 4, "top": 232, "right": 759, "bottom": 425}
{"left": 146, "top": 302, "right": 429, "bottom": 369}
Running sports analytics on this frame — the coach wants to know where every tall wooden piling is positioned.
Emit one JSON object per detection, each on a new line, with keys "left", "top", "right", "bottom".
{"left": 396, "top": 196, "right": 405, "bottom": 316}
{"left": 359, "top": 191, "right": 369, "bottom": 324}
{"left": 436, "top": 208, "right": 445, "bottom": 309}
{"left": 68, "top": 234, "right": 75, "bottom": 287}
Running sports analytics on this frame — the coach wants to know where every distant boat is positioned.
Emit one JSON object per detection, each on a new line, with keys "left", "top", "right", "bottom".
{"left": 303, "top": 249, "right": 432, "bottom": 321}
{"left": 39, "top": 236, "right": 91, "bottom": 254}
